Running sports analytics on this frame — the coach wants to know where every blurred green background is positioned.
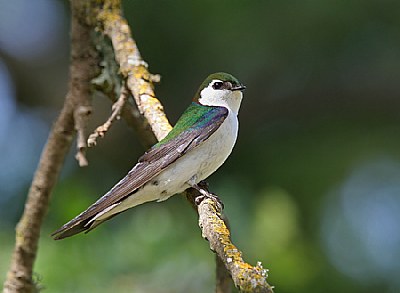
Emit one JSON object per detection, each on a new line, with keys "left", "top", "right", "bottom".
{"left": 1, "top": 0, "right": 400, "bottom": 292}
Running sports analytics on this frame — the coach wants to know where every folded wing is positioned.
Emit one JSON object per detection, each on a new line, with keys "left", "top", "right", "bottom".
{"left": 52, "top": 104, "right": 228, "bottom": 239}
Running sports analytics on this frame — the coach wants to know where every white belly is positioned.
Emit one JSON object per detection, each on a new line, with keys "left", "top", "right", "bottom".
{"left": 98, "top": 110, "right": 239, "bottom": 219}
{"left": 157, "top": 109, "right": 239, "bottom": 197}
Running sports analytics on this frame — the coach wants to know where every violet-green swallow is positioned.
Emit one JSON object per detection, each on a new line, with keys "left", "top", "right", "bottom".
{"left": 52, "top": 72, "right": 245, "bottom": 240}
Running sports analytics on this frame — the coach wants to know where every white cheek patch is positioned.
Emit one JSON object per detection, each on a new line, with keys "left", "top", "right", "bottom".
{"left": 199, "top": 86, "right": 227, "bottom": 107}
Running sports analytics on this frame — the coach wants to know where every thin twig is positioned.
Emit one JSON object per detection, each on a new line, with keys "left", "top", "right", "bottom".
{"left": 90, "top": 34, "right": 157, "bottom": 148}
{"left": 74, "top": 105, "right": 92, "bottom": 166}
{"left": 88, "top": 85, "right": 129, "bottom": 147}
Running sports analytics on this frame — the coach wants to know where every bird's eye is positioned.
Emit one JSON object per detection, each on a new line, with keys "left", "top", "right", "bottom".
{"left": 212, "top": 81, "right": 224, "bottom": 90}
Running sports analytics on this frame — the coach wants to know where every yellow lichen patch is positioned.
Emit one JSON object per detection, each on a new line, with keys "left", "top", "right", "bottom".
{"left": 97, "top": 5, "right": 122, "bottom": 30}
{"left": 198, "top": 199, "right": 273, "bottom": 292}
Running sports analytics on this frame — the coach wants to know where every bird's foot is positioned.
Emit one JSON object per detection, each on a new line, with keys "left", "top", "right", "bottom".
{"left": 192, "top": 181, "right": 224, "bottom": 211}
{"left": 195, "top": 192, "right": 224, "bottom": 211}
{"left": 187, "top": 177, "right": 224, "bottom": 210}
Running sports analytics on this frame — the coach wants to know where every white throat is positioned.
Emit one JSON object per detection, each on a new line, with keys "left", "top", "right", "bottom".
{"left": 199, "top": 81, "right": 243, "bottom": 115}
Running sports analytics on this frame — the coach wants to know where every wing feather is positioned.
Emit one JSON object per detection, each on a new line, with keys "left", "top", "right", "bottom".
{"left": 52, "top": 104, "right": 228, "bottom": 239}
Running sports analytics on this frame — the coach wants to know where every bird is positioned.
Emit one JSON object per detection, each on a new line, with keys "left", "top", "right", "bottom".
{"left": 52, "top": 72, "right": 246, "bottom": 240}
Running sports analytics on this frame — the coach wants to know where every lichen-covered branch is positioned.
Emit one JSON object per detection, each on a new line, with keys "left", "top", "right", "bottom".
{"left": 92, "top": 1, "right": 274, "bottom": 292}
{"left": 96, "top": 0, "right": 172, "bottom": 143}
{"left": 186, "top": 191, "right": 274, "bottom": 293}
{"left": 199, "top": 200, "right": 272, "bottom": 293}
{"left": 90, "top": 35, "right": 157, "bottom": 148}
{"left": 2, "top": 1, "right": 99, "bottom": 292}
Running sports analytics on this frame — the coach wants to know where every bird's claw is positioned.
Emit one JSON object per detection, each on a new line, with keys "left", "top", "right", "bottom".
{"left": 195, "top": 192, "right": 224, "bottom": 211}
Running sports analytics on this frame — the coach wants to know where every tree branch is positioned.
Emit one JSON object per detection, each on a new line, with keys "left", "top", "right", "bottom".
{"left": 3, "top": 1, "right": 99, "bottom": 292}
{"left": 3, "top": 104, "right": 75, "bottom": 293}
{"left": 88, "top": 84, "right": 129, "bottom": 147}
{"left": 94, "top": 1, "right": 274, "bottom": 292}
{"left": 186, "top": 191, "right": 273, "bottom": 293}
{"left": 96, "top": 0, "right": 172, "bottom": 143}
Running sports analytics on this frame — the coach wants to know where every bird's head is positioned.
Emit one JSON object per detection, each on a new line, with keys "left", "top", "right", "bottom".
{"left": 194, "top": 72, "right": 246, "bottom": 114}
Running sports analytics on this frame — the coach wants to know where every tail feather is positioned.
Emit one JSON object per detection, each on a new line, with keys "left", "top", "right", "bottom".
{"left": 51, "top": 211, "right": 123, "bottom": 240}
{"left": 51, "top": 218, "right": 93, "bottom": 240}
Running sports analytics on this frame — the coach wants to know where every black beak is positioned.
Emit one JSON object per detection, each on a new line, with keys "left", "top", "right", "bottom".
{"left": 232, "top": 84, "right": 246, "bottom": 92}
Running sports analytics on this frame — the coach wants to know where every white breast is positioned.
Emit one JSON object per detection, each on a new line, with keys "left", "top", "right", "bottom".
{"left": 192, "top": 109, "right": 238, "bottom": 180}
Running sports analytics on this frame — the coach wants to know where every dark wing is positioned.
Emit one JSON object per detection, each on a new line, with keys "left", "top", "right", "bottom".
{"left": 52, "top": 105, "right": 228, "bottom": 239}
